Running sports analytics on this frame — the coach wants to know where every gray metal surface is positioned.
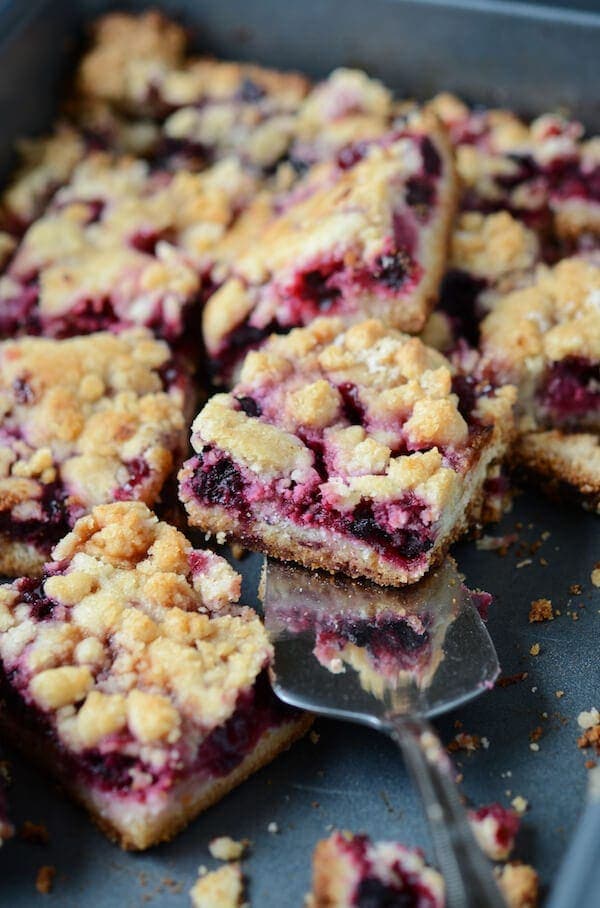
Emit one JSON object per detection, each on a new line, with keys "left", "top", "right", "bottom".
{"left": 0, "top": 2, "right": 599, "bottom": 905}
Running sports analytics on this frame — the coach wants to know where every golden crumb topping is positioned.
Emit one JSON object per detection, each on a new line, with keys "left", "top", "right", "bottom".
{"left": 189, "top": 317, "right": 514, "bottom": 519}
{"left": 4, "top": 153, "right": 258, "bottom": 332}
{"left": 496, "top": 863, "right": 539, "bottom": 908}
{"left": 0, "top": 330, "right": 185, "bottom": 525}
{"left": 451, "top": 212, "right": 539, "bottom": 281}
{"left": 480, "top": 258, "right": 600, "bottom": 376}
{"left": 0, "top": 502, "right": 267, "bottom": 759}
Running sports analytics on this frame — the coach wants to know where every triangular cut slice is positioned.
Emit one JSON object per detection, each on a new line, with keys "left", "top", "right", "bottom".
{"left": 203, "top": 116, "right": 457, "bottom": 384}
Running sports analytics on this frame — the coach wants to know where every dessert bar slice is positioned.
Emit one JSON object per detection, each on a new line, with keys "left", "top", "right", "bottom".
{"left": 308, "top": 831, "right": 445, "bottom": 907}
{"left": 0, "top": 329, "right": 187, "bottom": 576}
{"left": 512, "top": 430, "right": 600, "bottom": 514}
{"left": 479, "top": 257, "right": 600, "bottom": 432}
{"left": 428, "top": 93, "right": 600, "bottom": 248}
{"left": 202, "top": 120, "right": 457, "bottom": 382}
{"left": 0, "top": 501, "right": 310, "bottom": 850}
{"left": 0, "top": 152, "right": 257, "bottom": 341}
{"left": 75, "top": 11, "right": 309, "bottom": 172}
{"left": 180, "top": 318, "right": 515, "bottom": 587}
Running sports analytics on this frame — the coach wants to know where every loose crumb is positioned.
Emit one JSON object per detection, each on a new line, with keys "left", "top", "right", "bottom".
{"left": 516, "top": 559, "right": 532, "bottom": 569}
{"left": 229, "top": 542, "right": 246, "bottom": 561}
{"left": 529, "top": 644, "right": 540, "bottom": 656}
{"left": 511, "top": 796, "right": 529, "bottom": 815}
{"left": 555, "top": 690, "right": 565, "bottom": 699}
{"left": 496, "top": 863, "right": 539, "bottom": 908}
{"left": 569, "top": 584, "right": 582, "bottom": 596}
{"left": 309, "top": 731, "right": 320, "bottom": 745}
{"left": 529, "top": 598, "right": 553, "bottom": 623}
{"left": 529, "top": 743, "right": 540, "bottom": 752}
{"left": 577, "top": 708, "right": 600, "bottom": 730}
{"left": 591, "top": 567, "right": 600, "bottom": 588}
{"left": 35, "top": 866, "right": 56, "bottom": 895}
{"left": 190, "top": 863, "right": 244, "bottom": 908}
{"left": 209, "top": 836, "right": 248, "bottom": 861}
{"left": 267, "top": 822, "right": 279, "bottom": 834}
{"left": 447, "top": 732, "right": 481, "bottom": 753}
{"left": 578, "top": 724, "right": 600, "bottom": 754}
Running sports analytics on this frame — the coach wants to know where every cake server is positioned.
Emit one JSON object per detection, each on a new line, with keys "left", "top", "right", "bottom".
{"left": 262, "top": 557, "right": 506, "bottom": 908}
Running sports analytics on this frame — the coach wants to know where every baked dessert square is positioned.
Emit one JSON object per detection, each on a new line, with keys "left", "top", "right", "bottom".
{"left": 428, "top": 93, "right": 600, "bottom": 248}
{"left": 179, "top": 318, "right": 515, "bottom": 587}
{"left": 512, "top": 430, "right": 600, "bottom": 514}
{"left": 75, "top": 11, "right": 309, "bottom": 172}
{"left": 0, "top": 329, "right": 188, "bottom": 576}
{"left": 308, "top": 830, "right": 445, "bottom": 907}
{"left": 479, "top": 257, "right": 600, "bottom": 433}
{"left": 202, "top": 119, "right": 457, "bottom": 383}
{"left": 0, "top": 501, "right": 310, "bottom": 850}
{"left": 0, "top": 151, "right": 257, "bottom": 341}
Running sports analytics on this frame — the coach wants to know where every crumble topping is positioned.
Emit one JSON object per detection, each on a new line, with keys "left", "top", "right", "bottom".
{"left": 2, "top": 152, "right": 258, "bottom": 339}
{"left": 1, "top": 125, "right": 86, "bottom": 231}
{"left": 190, "top": 863, "right": 245, "bottom": 908}
{"left": 450, "top": 212, "right": 539, "bottom": 284}
{"left": 0, "top": 330, "right": 186, "bottom": 568}
{"left": 496, "top": 863, "right": 539, "bottom": 908}
{"left": 202, "top": 121, "right": 457, "bottom": 376}
{"left": 191, "top": 316, "right": 513, "bottom": 510}
{"left": 0, "top": 502, "right": 273, "bottom": 767}
{"left": 76, "top": 11, "right": 308, "bottom": 170}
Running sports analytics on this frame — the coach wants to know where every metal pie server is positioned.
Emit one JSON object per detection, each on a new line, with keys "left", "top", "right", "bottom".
{"left": 262, "top": 557, "right": 506, "bottom": 908}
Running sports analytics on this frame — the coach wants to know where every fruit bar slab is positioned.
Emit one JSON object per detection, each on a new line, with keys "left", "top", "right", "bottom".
{"left": 0, "top": 501, "right": 310, "bottom": 849}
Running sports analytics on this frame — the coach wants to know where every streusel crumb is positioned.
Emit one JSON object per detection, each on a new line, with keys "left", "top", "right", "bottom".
{"left": 528, "top": 598, "right": 553, "bottom": 623}
{"left": 190, "top": 863, "right": 245, "bottom": 908}
{"left": 496, "top": 863, "right": 539, "bottom": 908}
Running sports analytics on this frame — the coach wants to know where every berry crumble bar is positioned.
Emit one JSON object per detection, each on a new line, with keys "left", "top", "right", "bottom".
{"left": 0, "top": 329, "right": 188, "bottom": 576}
{"left": 0, "top": 501, "right": 310, "bottom": 849}
{"left": 308, "top": 831, "right": 445, "bottom": 907}
{"left": 202, "top": 119, "right": 457, "bottom": 382}
{"left": 0, "top": 152, "right": 257, "bottom": 342}
{"left": 479, "top": 257, "right": 600, "bottom": 433}
{"left": 428, "top": 93, "right": 600, "bottom": 248}
{"left": 75, "top": 11, "right": 309, "bottom": 172}
{"left": 179, "top": 318, "right": 515, "bottom": 587}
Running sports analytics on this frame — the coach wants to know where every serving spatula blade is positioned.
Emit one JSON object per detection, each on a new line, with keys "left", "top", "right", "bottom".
{"left": 263, "top": 557, "right": 506, "bottom": 908}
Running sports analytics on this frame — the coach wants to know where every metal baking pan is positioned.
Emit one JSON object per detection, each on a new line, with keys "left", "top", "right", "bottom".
{"left": 0, "top": 1, "right": 599, "bottom": 904}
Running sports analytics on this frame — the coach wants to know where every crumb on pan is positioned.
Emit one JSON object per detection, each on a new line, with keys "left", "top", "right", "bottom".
{"left": 190, "top": 863, "right": 245, "bottom": 908}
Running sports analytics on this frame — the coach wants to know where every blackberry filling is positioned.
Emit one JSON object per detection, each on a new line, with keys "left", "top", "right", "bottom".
{"left": 15, "top": 578, "right": 58, "bottom": 622}
{"left": 235, "top": 395, "right": 262, "bottom": 417}
{"left": 405, "top": 177, "right": 435, "bottom": 215}
{"left": 12, "top": 375, "right": 35, "bottom": 405}
{"left": 0, "top": 482, "right": 69, "bottom": 548}
{"left": 191, "top": 453, "right": 245, "bottom": 508}
{"left": 348, "top": 501, "right": 433, "bottom": 561}
{"left": 540, "top": 356, "right": 600, "bottom": 423}
{"left": 52, "top": 297, "right": 120, "bottom": 337}
{"left": 438, "top": 269, "right": 487, "bottom": 347}
{"left": 337, "top": 382, "right": 366, "bottom": 425}
{"left": 373, "top": 252, "right": 411, "bottom": 290}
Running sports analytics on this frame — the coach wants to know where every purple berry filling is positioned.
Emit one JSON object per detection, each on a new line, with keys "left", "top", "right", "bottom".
{"left": 186, "top": 447, "right": 434, "bottom": 569}
{"left": 0, "top": 666, "right": 295, "bottom": 802}
{"left": 114, "top": 457, "right": 152, "bottom": 501}
{"left": 539, "top": 356, "right": 600, "bottom": 424}
{"left": 0, "top": 482, "right": 69, "bottom": 550}
{"left": 338, "top": 834, "right": 440, "bottom": 907}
